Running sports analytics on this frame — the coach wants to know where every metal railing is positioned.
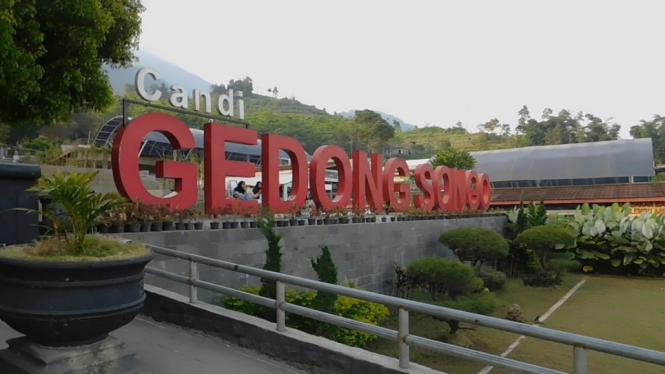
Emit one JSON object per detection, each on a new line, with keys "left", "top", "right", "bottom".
{"left": 143, "top": 244, "right": 665, "bottom": 374}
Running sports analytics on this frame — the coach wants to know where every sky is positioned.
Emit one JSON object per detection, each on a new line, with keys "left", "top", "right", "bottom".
{"left": 139, "top": 0, "right": 664, "bottom": 138}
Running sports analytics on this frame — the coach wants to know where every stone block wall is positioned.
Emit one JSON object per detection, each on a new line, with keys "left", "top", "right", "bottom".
{"left": 121, "top": 214, "right": 507, "bottom": 303}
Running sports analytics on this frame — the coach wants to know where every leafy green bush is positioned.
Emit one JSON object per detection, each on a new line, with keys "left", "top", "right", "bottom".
{"left": 515, "top": 225, "right": 577, "bottom": 268}
{"left": 565, "top": 203, "right": 665, "bottom": 275}
{"left": 436, "top": 292, "right": 499, "bottom": 316}
{"left": 439, "top": 228, "right": 509, "bottom": 267}
{"left": 407, "top": 258, "right": 476, "bottom": 299}
{"left": 525, "top": 249, "right": 541, "bottom": 274}
{"left": 220, "top": 285, "right": 389, "bottom": 348}
{"left": 476, "top": 266, "right": 507, "bottom": 291}
{"left": 434, "top": 292, "right": 499, "bottom": 334}
{"left": 522, "top": 273, "right": 562, "bottom": 288}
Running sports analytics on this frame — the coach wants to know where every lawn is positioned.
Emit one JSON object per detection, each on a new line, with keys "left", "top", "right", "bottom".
{"left": 492, "top": 275, "right": 665, "bottom": 374}
{"left": 367, "top": 273, "right": 586, "bottom": 374}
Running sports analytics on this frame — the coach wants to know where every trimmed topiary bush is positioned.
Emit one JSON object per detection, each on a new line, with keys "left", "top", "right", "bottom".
{"left": 515, "top": 225, "right": 577, "bottom": 269}
{"left": 407, "top": 257, "right": 476, "bottom": 299}
{"left": 439, "top": 228, "right": 509, "bottom": 268}
{"left": 476, "top": 266, "right": 507, "bottom": 291}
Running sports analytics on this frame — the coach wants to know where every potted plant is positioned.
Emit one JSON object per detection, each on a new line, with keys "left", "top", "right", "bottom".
{"left": 209, "top": 207, "right": 221, "bottom": 229}
{"left": 174, "top": 208, "right": 187, "bottom": 230}
{"left": 351, "top": 207, "right": 363, "bottom": 224}
{"left": 286, "top": 203, "right": 299, "bottom": 226}
{"left": 160, "top": 205, "right": 175, "bottom": 231}
{"left": 240, "top": 205, "right": 253, "bottom": 229}
{"left": 221, "top": 204, "right": 234, "bottom": 229}
{"left": 192, "top": 207, "right": 204, "bottom": 230}
{"left": 108, "top": 206, "right": 126, "bottom": 233}
{"left": 308, "top": 205, "right": 318, "bottom": 226}
{"left": 137, "top": 202, "right": 154, "bottom": 232}
{"left": 124, "top": 201, "right": 141, "bottom": 232}
{"left": 0, "top": 170, "right": 153, "bottom": 347}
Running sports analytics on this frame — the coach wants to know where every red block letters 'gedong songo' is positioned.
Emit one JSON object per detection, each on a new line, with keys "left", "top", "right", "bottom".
{"left": 111, "top": 113, "right": 491, "bottom": 213}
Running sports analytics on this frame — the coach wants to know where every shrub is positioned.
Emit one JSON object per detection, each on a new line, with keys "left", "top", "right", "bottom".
{"left": 407, "top": 258, "right": 476, "bottom": 299}
{"left": 515, "top": 225, "right": 576, "bottom": 268}
{"left": 435, "top": 292, "right": 499, "bottom": 334}
{"left": 469, "top": 276, "right": 486, "bottom": 293}
{"left": 565, "top": 203, "right": 665, "bottom": 275}
{"left": 476, "top": 266, "right": 507, "bottom": 291}
{"left": 439, "top": 228, "right": 509, "bottom": 267}
{"left": 220, "top": 285, "right": 389, "bottom": 348}
{"left": 525, "top": 249, "right": 541, "bottom": 274}
{"left": 522, "top": 272, "right": 562, "bottom": 288}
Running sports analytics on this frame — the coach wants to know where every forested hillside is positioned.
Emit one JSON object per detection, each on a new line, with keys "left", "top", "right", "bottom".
{"left": 2, "top": 78, "right": 664, "bottom": 164}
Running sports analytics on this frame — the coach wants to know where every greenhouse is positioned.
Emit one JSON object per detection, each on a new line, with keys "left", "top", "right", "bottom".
{"left": 470, "top": 139, "right": 654, "bottom": 188}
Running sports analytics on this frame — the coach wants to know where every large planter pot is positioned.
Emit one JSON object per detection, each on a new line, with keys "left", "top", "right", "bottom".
{"left": 0, "top": 252, "right": 154, "bottom": 347}
{"left": 308, "top": 218, "right": 316, "bottom": 226}
{"left": 210, "top": 222, "right": 220, "bottom": 230}
{"left": 193, "top": 222, "right": 204, "bottom": 230}
{"left": 175, "top": 221, "right": 186, "bottom": 230}
{"left": 240, "top": 221, "right": 250, "bottom": 229}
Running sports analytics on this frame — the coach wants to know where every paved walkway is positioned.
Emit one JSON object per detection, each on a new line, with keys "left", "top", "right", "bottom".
{"left": 0, "top": 316, "right": 309, "bottom": 374}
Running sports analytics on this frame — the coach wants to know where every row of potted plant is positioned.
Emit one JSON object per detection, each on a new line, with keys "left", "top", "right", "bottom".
{"left": 95, "top": 199, "right": 496, "bottom": 233}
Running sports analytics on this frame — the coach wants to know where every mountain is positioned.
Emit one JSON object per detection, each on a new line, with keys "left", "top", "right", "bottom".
{"left": 340, "top": 110, "right": 417, "bottom": 131}
{"left": 105, "top": 50, "right": 212, "bottom": 94}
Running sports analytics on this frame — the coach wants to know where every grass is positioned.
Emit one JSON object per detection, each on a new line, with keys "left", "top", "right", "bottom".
{"left": 367, "top": 273, "right": 585, "bottom": 374}
{"left": 0, "top": 235, "right": 150, "bottom": 262}
{"left": 493, "top": 275, "right": 665, "bottom": 374}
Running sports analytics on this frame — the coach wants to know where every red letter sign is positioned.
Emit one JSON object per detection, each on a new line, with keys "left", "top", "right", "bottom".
{"left": 112, "top": 113, "right": 197, "bottom": 209}
{"left": 413, "top": 164, "right": 435, "bottom": 211}
{"left": 382, "top": 158, "right": 411, "bottom": 211}
{"left": 465, "top": 170, "right": 480, "bottom": 210}
{"left": 433, "top": 166, "right": 454, "bottom": 211}
{"left": 204, "top": 123, "right": 258, "bottom": 215}
{"left": 310, "top": 145, "right": 351, "bottom": 210}
{"left": 478, "top": 173, "right": 492, "bottom": 210}
{"left": 352, "top": 151, "right": 383, "bottom": 211}
{"left": 261, "top": 133, "right": 308, "bottom": 213}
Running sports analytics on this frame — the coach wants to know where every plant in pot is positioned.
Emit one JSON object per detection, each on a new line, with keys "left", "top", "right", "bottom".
{"left": 284, "top": 203, "right": 299, "bottom": 226}
{"left": 108, "top": 206, "right": 126, "bottom": 233}
{"left": 208, "top": 207, "right": 221, "bottom": 229}
{"left": 159, "top": 205, "right": 175, "bottom": 231}
{"left": 0, "top": 170, "right": 153, "bottom": 347}
{"left": 174, "top": 208, "right": 187, "bottom": 230}
{"left": 351, "top": 206, "right": 363, "bottom": 223}
{"left": 221, "top": 204, "right": 234, "bottom": 229}
{"left": 182, "top": 207, "right": 197, "bottom": 230}
{"left": 137, "top": 202, "right": 155, "bottom": 232}
{"left": 229, "top": 202, "right": 242, "bottom": 229}
{"left": 239, "top": 205, "right": 253, "bottom": 228}
{"left": 308, "top": 205, "right": 318, "bottom": 226}
{"left": 124, "top": 201, "right": 141, "bottom": 232}
{"left": 192, "top": 207, "right": 204, "bottom": 230}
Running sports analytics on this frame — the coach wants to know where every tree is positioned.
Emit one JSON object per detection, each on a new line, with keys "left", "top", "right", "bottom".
{"left": 353, "top": 109, "right": 395, "bottom": 153}
{"left": 227, "top": 77, "right": 253, "bottom": 95}
{"left": 439, "top": 228, "right": 510, "bottom": 268}
{"left": 430, "top": 147, "right": 476, "bottom": 170}
{"left": 630, "top": 115, "right": 665, "bottom": 163}
{"left": 0, "top": 0, "right": 144, "bottom": 126}
{"left": 311, "top": 245, "right": 338, "bottom": 338}
{"left": 257, "top": 212, "right": 283, "bottom": 322}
